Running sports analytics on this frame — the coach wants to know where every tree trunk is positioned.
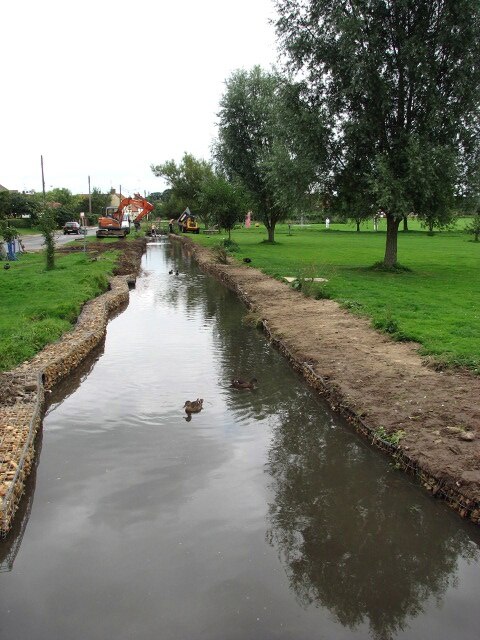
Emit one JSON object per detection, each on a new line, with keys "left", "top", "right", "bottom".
{"left": 356, "top": 220, "right": 361, "bottom": 232}
{"left": 383, "top": 214, "right": 401, "bottom": 267}
{"left": 266, "top": 223, "right": 275, "bottom": 242}
{"left": 402, "top": 215, "right": 409, "bottom": 231}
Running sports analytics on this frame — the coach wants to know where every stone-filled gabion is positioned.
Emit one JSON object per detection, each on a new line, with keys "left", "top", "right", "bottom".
{"left": 0, "top": 274, "right": 136, "bottom": 536}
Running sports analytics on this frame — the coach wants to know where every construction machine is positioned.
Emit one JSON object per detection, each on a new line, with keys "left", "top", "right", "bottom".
{"left": 178, "top": 208, "right": 200, "bottom": 234}
{"left": 96, "top": 195, "right": 154, "bottom": 238}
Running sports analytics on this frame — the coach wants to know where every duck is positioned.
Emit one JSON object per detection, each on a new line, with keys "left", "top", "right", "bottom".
{"left": 231, "top": 377, "right": 257, "bottom": 390}
{"left": 175, "top": 270, "right": 179, "bottom": 276}
{"left": 169, "top": 269, "right": 173, "bottom": 275}
{"left": 184, "top": 398, "right": 204, "bottom": 414}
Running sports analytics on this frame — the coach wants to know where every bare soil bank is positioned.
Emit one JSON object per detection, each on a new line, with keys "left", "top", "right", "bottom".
{"left": 177, "top": 236, "right": 480, "bottom": 524}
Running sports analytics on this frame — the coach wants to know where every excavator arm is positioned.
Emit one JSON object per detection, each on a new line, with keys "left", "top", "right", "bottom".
{"left": 97, "top": 196, "right": 154, "bottom": 237}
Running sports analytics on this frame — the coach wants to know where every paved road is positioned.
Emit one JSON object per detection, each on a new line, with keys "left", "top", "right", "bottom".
{"left": 21, "top": 227, "right": 96, "bottom": 252}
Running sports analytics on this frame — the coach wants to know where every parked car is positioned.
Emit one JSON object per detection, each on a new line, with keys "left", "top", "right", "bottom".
{"left": 63, "top": 221, "right": 81, "bottom": 235}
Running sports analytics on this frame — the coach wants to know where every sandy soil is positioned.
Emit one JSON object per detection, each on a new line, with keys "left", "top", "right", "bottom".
{"left": 180, "top": 238, "right": 480, "bottom": 522}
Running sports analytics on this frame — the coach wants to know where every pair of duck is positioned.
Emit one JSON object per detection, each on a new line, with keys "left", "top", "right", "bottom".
{"left": 183, "top": 377, "right": 257, "bottom": 417}
{"left": 169, "top": 269, "right": 179, "bottom": 275}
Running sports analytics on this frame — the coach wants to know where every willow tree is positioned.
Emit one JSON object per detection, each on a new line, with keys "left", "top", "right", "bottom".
{"left": 216, "top": 67, "right": 327, "bottom": 243}
{"left": 151, "top": 153, "right": 215, "bottom": 227}
{"left": 275, "top": 0, "right": 480, "bottom": 267}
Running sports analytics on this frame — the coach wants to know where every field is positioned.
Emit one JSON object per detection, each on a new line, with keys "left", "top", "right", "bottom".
{"left": 0, "top": 250, "right": 118, "bottom": 371}
{"left": 194, "top": 219, "right": 479, "bottom": 372}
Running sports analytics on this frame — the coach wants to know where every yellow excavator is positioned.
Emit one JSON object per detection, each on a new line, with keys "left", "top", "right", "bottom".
{"left": 178, "top": 208, "right": 200, "bottom": 234}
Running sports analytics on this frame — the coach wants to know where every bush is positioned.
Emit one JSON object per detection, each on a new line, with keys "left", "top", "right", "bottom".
{"left": 6, "top": 218, "right": 32, "bottom": 229}
{"left": 221, "top": 238, "right": 240, "bottom": 252}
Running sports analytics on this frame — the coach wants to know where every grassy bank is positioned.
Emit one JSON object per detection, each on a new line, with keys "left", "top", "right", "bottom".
{"left": 194, "top": 222, "right": 479, "bottom": 372}
{"left": 0, "top": 250, "right": 118, "bottom": 371}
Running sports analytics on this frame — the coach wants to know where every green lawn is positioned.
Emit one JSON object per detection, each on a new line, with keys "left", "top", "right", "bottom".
{"left": 195, "top": 221, "right": 479, "bottom": 372}
{"left": 0, "top": 250, "right": 118, "bottom": 371}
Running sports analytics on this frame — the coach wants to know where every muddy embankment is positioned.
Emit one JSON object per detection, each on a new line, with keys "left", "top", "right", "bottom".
{"left": 174, "top": 235, "right": 480, "bottom": 525}
{"left": 0, "top": 239, "right": 147, "bottom": 535}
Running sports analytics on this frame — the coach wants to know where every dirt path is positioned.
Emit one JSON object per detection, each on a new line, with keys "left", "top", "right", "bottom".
{"left": 179, "top": 237, "right": 480, "bottom": 524}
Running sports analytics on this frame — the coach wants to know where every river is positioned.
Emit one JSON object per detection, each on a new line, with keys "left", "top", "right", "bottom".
{"left": 1, "top": 240, "right": 480, "bottom": 640}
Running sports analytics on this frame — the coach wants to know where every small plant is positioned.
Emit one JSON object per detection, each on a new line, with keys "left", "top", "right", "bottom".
{"left": 290, "top": 279, "right": 302, "bottom": 290}
{"left": 37, "top": 208, "right": 57, "bottom": 270}
{"left": 211, "top": 244, "right": 229, "bottom": 264}
{"left": 340, "top": 299, "right": 363, "bottom": 312}
{"left": 0, "top": 222, "right": 18, "bottom": 244}
{"left": 373, "top": 426, "right": 405, "bottom": 445}
{"left": 314, "top": 288, "right": 331, "bottom": 300}
{"left": 221, "top": 238, "right": 240, "bottom": 252}
{"left": 242, "top": 311, "right": 263, "bottom": 329}
{"left": 373, "top": 315, "right": 399, "bottom": 335}
{"left": 465, "top": 213, "right": 480, "bottom": 242}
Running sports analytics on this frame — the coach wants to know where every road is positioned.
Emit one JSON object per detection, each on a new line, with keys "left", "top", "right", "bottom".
{"left": 21, "top": 227, "right": 96, "bottom": 252}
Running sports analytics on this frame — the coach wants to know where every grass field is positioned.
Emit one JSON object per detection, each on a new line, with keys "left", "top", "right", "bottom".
{"left": 0, "top": 250, "right": 118, "bottom": 371}
{"left": 194, "top": 219, "right": 479, "bottom": 372}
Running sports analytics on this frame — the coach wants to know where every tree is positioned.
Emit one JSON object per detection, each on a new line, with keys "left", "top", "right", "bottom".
{"left": 275, "top": 0, "right": 480, "bottom": 266}
{"left": 37, "top": 209, "right": 57, "bottom": 270}
{"left": 465, "top": 213, "right": 480, "bottom": 242}
{"left": 0, "top": 191, "right": 40, "bottom": 223}
{"left": 35, "top": 188, "right": 81, "bottom": 228}
{"left": 198, "top": 175, "right": 247, "bottom": 239}
{"left": 151, "top": 153, "right": 215, "bottom": 227}
{"left": 76, "top": 187, "right": 110, "bottom": 221}
{"left": 216, "top": 67, "right": 326, "bottom": 243}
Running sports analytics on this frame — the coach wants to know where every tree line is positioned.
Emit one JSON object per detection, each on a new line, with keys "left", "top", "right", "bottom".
{"left": 0, "top": 187, "right": 111, "bottom": 229}
{"left": 152, "top": 0, "right": 480, "bottom": 267}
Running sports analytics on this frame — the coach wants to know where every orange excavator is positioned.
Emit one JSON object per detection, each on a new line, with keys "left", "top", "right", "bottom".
{"left": 96, "top": 195, "right": 155, "bottom": 238}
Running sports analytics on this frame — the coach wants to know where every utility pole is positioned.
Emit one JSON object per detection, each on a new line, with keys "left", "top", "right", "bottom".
{"left": 88, "top": 175, "right": 92, "bottom": 220}
{"left": 40, "top": 155, "right": 46, "bottom": 206}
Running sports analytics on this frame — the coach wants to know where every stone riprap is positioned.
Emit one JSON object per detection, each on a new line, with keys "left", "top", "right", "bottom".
{"left": 0, "top": 268, "right": 139, "bottom": 535}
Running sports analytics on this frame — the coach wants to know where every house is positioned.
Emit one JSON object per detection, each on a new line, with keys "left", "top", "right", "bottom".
{"left": 108, "top": 188, "right": 124, "bottom": 209}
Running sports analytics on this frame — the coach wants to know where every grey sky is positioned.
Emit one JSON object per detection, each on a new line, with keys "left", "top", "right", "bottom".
{"left": 2, "top": 0, "right": 277, "bottom": 196}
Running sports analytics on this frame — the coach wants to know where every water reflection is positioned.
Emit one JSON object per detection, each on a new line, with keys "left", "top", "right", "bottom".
{"left": 266, "top": 402, "right": 480, "bottom": 639}
{"left": 0, "top": 432, "right": 42, "bottom": 572}
{"left": 2, "top": 240, "right": 480, "bottom": 639}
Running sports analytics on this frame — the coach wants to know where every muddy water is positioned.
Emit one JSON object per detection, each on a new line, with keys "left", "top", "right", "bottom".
{"left": 1, "top": 241, "right": 480, "bottom": 640}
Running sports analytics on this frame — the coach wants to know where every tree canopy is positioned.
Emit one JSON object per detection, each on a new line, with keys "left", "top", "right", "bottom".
{"left": 151, "top": 153, "right": 215, "bottom": 225}
{"left": 198, "top": 175, "right": 247, "bottom": 238}
{"left": 275, "top": 0, "right": 480, "bottom": 265}
{"left": 216, "top": 66, "right": 326, "bottom": 242}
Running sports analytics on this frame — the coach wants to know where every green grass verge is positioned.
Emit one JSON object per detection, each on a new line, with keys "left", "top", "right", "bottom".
{"left": 194, "top": 220, "right": 479, "bottom": 373}
{"left": 0, "top": 250, "right": 118, "bottom": 371}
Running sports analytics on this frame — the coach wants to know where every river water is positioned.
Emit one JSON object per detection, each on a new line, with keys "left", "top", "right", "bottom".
{"left": 1, "top": 241, "right": 480, "bottom": 640}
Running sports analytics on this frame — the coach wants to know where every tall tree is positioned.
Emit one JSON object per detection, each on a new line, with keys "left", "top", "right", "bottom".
{"left": 216, "top": 67, "right": 326, "bottom": 242}
{"left": 198, "top": 175, "right": 247, "bottom": 239}
{"left": 275, "top": 0, "right": 480, "bottom": 266}
{"left": 151, "top": 153, "right": 215, "bottom": 226}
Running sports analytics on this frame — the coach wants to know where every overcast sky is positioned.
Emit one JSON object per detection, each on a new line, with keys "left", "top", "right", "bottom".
{"left": 1, "top": 0, "right": 278, "bottom": 196}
